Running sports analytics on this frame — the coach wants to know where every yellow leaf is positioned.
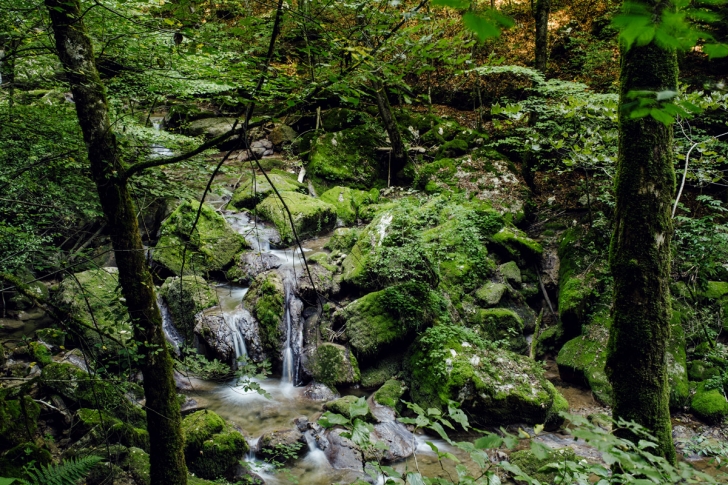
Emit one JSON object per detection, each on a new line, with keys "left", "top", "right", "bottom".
{"left": 518, "top": 428, "right": 531, "bottom": 439}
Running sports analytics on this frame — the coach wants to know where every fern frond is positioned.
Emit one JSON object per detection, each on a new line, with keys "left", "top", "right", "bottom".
{"left": 24, "top": 455, "right": 102, "bottom": 485}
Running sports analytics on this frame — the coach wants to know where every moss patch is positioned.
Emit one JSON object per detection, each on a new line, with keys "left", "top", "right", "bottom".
{"left": 489, "top": 226, "right": 543, "bottom": 264}
{"left": 182, "top": 410, "right": 248, "bottom": 480}
{"left": 373, "top": 379, "right": 404, "bottom": 410}
{"left": 244, "top": 271, "right": 285, "bottom": 356}
{"left": 325, "top": 227, "right": 360, "bottom": 252}
{"left": 159, "top": 275, "right": 218, "bottom": 341}
{"left": 470, "top": 308, "right": 527, "bottom": 353}
{"left": 256, "top": 191, "right": 336, "bottom": 244}
{"left": 691, "top": 382, "right": 728, "bottom": 423}
{"left": 0, "top": 392, "right": 41, "bottom": 448}
{"left": 153, "top": 200, "right": 246, "bottom": 276}
{"left": 360, "top": 354, "right": 403, "bottom": 389}
{"left": 311, "top": 343, "right": 361, "bottom": 387}
{"left": 229, "top": 170, "right": 306, "bottom": 210}
{"left": 320, "top": 186, "right": 379, "bottom": 225}
{"left": 509, "top": 447, "right": 576, "bottom": 484}
{"left": 308, "top": 125, "right": 384, "bottom": 188}
{"left": 75, "top": 408, "right": 149, "bottom": 450}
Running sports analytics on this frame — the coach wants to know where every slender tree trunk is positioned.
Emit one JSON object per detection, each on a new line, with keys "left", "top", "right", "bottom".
{"left": 534, "top": 0, "right": 550, "bottom": 72}
{"left": 1, "top": 40, "right": 18, "bottom": 118}
{"left": 44, "top": 1, "right": 187, "bottom": 483}
{"left": 372, "top": 79, "right": 406, "bottom": 175}
{"left": 606, "top": 1, "right": 678, "bottom": 462}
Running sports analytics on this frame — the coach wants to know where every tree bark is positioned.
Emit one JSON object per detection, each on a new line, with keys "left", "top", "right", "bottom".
{"left": 44, "top": 1, "right": 187, "bottom": 483}
{"left": 372, "top": 79, "right": 406, "bottom": 177}
{"left": 534, "top": 0, "right": 550, "bottom": 73}
{"left": 605, "top": 1, "right": 678, "bottom": 462}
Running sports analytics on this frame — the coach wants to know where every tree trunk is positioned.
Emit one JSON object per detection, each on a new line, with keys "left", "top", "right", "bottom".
{"left": 372, "top": 79, "right": 406, "bottom": 177}
{"left": 605, "top": 2, "right": 678, "bottom": 462}
{"left": 44, "top": 1, "right": 187, "bottom": 483}
{"left": 534, "top": 0, "right": 550, "bottom": 73}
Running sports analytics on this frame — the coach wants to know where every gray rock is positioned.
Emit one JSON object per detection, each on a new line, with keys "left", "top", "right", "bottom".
{"left": 370, "top": 421, "right": 416, "bottom": 462}
{"left": 269, "top": 125, "right": 297, "bottom": 146}
{"left": 499, "top": 261, "right": 522, "bottom": 286}
{"left": 193, "top": 314, "right": 235, "bottom": 363}
{"left": 301, "top": 381, "right": 339, "bottom": 401}
{"left": 475, "top": 282, "right": 507, "bottom": 307}
{"left": 184, "top": 117, "right": 238, "bottom": 138}
{"left": 324, "top": 428, "right": 363, "bottom": 471}
{"left": 238, "top": 252, "right": 282, "bottom": 282}
{"left": 257, "top": 428, "right": 306, "bottom": 462}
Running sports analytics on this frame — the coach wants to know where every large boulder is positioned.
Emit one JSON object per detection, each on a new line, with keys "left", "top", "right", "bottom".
{"left": 256, "top": 428, "right": 306, "bottom": 462}
{"left": 181, "top": 410, "right": 248, "bottom": 480}
{"left": 73, "top": 408, "right": 149, "bottom": 451}
{"left": 229, "top": 170, "right": 306, "bottom": 210}
{"left": 309, "top": 343, "right": 360, "bottom": 388}
{"left": 152, "top": 200, "right": 246, "bottom": 276}
{"left": 406, "top": 325, "right": 567, "bottom": 428}
{"left": 55, "top": 268, "right": 133, "bottom": 356}
{"left": 489, "top": 226, "right": 543, "bottom": 265}
{"left": 319, "top": 186, "right": 379, "bottom": 225}
{"left": 256, "top": 191, "right": 337, "bottom": 245}
{"left": 183, "top": 117, "right": 237, "bottom": 138}
{"left": 690, "top": 381, "right": 728, "bottom": 423}
{"left": 244, "top": 271, "right": 285, "bottom": 357}
{"left": 159, "top": 275, "right": 218, "bottom": 341}
{"left": 193, "top": 314, "right": 236, "bottom": 364}
{"left": 469, "top": 308, "right": 527, "bottom": 354}
{"left": 308, "top": 125, "right": 383, "bottom": 188}
{"left": 337, "top": 290, "right": 404, "bottom": 359}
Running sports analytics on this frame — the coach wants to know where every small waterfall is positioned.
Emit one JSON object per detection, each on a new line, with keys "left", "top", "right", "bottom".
{"left": 157, "top": 296, "right": 184, "bottom": 356}
{"left": 302, "top": 430, "right": 328, "bottom": 466}
{"left": 281, "top": 282, "right": 295, "bottom": 384}
{"left": 226, "top": 311, "right": 249, "bottom": 368}
{"left": 149, "top": 117, "right": 173, "bottom": 158}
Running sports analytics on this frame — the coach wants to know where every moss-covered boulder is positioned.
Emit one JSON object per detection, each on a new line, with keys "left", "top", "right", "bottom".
{"left": 499, "top": 261, "right": 522, "bottom": 286}
{"left": 373, "top": 379, "right": 404, "bottom": 410}
{"left": 557, "top": 227, "right": 597, "bottom": 338}
{"left": 181, "top": 410, "right": 249, "bottom": 480}
{"left": 229, "top": 170, "right": 306, "bottom": 210}
{"left": 420, "top": 119, "right": 469, "bottom": 145}
{"left": 470, "top": 308, "right": 527, "bottom": 354}
{"left": 474, "top": 282, "right": 508, "bottom": 307}
{"left": 0, "top": 392, "right": 41, "bottom": 448}
{"left": 489, "top": 226, "right": 543, "bottom": 264}
{"left": 308, "top": 125, "right": 383, "bottom": 188}
{"left": 256, "top": 191, "right": 336, "bottom": 245}
{"left": 56, "top": 267, "right": 133, "bottom": 356}
{"left": 159, "top": 275, "right": 218, "bottom": 341}
{"left": 152, "top": 200, "right": 246, "bottom": 276}
{"left": 360, "top": 354, "right": 403, "bottom": 389}
{"left": 325, "top": 227, "right": 360, "bottom": 252}
{"left": 74, "top": 408, "right": 149, "bottom": 451}
{"left": 244, "top": 271, "right": 285, "bottom": 356}
{"left": 406, "top": 325, "right": 565, "bottom": 427}
{"left": 36, "top": 327, "right": 65, "bottom": 348}
{"left": 320, "top": 186, "right": 380, "bottom": 225}
{"left": 257, "top": 429, "right": 306, "bottom": 463}
{"left": 320, "top": 108, "right": 371, "bottom": 132}
{"left": 691, "top": 381, "right": 728, "bottom": 423}
{"left": 310, "top": 343, "right": 360, "bottom": 387}
{"left": 339, "top": 291, "right": 400, "bottom": 358}
{"left": 323, "top": 395, "right": 374, "bottom": 422}
{"left": 41, "top": 362, "right": 146, "bottom": 426}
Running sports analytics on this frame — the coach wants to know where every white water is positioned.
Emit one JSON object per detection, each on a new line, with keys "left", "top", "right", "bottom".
{"left": 213, "top": 285, "right": 251, "bottom": 367}
{"left": 150, "top": 119, "right": 174, "bottom": 158}
{"left": 158, "top": 296, "right": 184, "bottom": 355}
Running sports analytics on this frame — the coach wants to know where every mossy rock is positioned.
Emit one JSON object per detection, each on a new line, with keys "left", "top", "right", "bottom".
{"left": 41, "top": 363, "right": 146, "bottom": 426}
{"left": 498, "top": 261, "right": 522, "bottom": 286}
{"left": 311, "top": 343, "right": 361, "bottom": 388}
{"left": 556, "top": 227, "right": 597, "bottom": 338}
{"left": 308, "top": 125, "right": 384, "bottom": 188}
{"left": 244, "top": 271, "right": 285, "bottom": 357}
{"left": 182, "top": 410, "right": 249, "bottom": 480}
{"left": 257, "top": 429, "right": 306, "bottom": 463}
{"left": 55, "top": 268, "right": 133, "bottom": 355}
{"left": 75, "top": 408, "right": 150, "bottom": 451}
{"left": 702, "top": 281, "right": 728, "bottom": 300}
{"left": 323, "top": 395, "right": 374, "bottom": 422}
{"left": 474, "top": 282, "right": 507, "bottom": 307}
{"left": 320, "top": 186, "right": 379, "bottom": 225}
{"left": 153, "top": 200, "right": 246, "bottom": 276}
{"left": 308, "top": 252, "right": 337, "bottom": 272}
{"left": 124, "top": 447, "right": 151, "bottom": 485}
{"left": 415, "top": 158, "right": 458, "bottom": 192}
{"left": 159, "top": 275, "right": 218, "bottom": 341}
{"left": 470, "top": 308, "right": 527, "bottom": 354}
{"left": 229, "top": 170, "right": 307, "bottom": 210}
{"left": 436, "top": 138, "right": 469, "bottom": 159}
{"left": 360, "top": 354, "right": 403, "bottom": 389}
{"left": 406, "top": 325, "right": 566, "bottom": 427}
{"left": 28, "top": 341, "right": 53, "bottom": 365}
{"left": 489, "top": 227, "right": 543, "bottom": 264}
{"left": 373, "top": 379, "right": 404, "bottom": 410}
{"left": 688, "top": 361, "right": 721, "bottom": 381}
{"left": 690, "top": 382, "right": 728, "bottom": 423}
{"left": 325, "top": 227, "right": 360, "bottom": 252}
{"left": 320, "top": 107, "right": 371, "bottom": 132}
{"left": 535, "top": 324, "right": 566, "bottom": 358}
{"left": 420, "top": 120, "right": 468, "bottom": 145}
{"left": 509, "top": 447, "right": 577, "bottom": 484}
{"left": 0, "top": 393, "right": 41, "bottom": 448}
{"left": 256, "top": 191, "right": 337, "bottom": 245}
{"left": 36, "top": 327, "right": 65, "bottom": 348}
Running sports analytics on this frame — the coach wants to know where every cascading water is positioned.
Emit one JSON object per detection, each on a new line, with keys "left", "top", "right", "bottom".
{"left": 214, "top": 285, "right": 251, "bottom": 368}
{"left": 157, "top": 295, "right": 184, "bottom": 355}
{"left": 281, "top": 282, "right": 295, "bottom": 384}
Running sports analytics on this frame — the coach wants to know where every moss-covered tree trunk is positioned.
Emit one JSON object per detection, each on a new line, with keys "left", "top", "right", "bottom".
{"left": 44, "top": 1, "right": 187, "bottom": 483}
{"left": 606, "top": 1, "right": 678, "bottom": 463}
{"left": 372, "top": 79, "right": 406, "bottom": 178}
{"left": 534, "top": 0, "right": 550, "bottom": 72}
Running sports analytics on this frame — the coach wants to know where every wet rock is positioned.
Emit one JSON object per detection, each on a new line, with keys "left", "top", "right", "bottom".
{"left": 301, "top": 381, "right": 339, "bottom": 401}
{"left": 180, "top": 397, "right": 200, "bottom": 415}
{"left": 182, "top": 410, "right": 249, "bottom": 480}
{"left": 159, "top": 275, "right": 218, "bottom": 341}
{"left": 256, "top": 191, "right": 337, "bottom": 245}
{"left": 257, "top": 428, "right": 306, "bottom": 462}
{"left": 194, "top": 314, "right": 235, "bottom": 364}
{"left": 369, "top": 421, "right": 415, "bottom": 462}
{"left": 296, "top": 259, "right": 339, "bottom": 301}
{"left": 229, "top": 170, "right": 306, "bottom": 210}
{"left": 324, "top": 396, "right": 374, "bottom": 422}
{"left": 231, "top": 463, "right": 266, "bottom": 485}
{"left": 371, "top": 379, "right": 404, "bottom": 412}
{"left": 183, "top": 117, "right": 237, "bottom": 138}
{"left": 324, "top": 428, "right": 363, "bottom": 471}
{"left": 309, "top": 343, "right": 360, "bottom": 388}
{"left": 235, "top": 252, "right": 283, "bottom": 282}
{"left": 173, "top": 369, "right": 193, "bottom": 391}
{"left": 475, "top": 282, "right": 507, "bottom": 307}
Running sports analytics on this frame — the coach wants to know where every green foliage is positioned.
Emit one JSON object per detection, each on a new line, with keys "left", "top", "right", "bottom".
{"left": 4, "top": 455, "right": 103, "bottom": 485}
{"left": 177, "top": 347, "right": 234, "bottom": 381}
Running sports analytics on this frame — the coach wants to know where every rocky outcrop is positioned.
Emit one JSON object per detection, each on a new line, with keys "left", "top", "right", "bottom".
{"left": 181, "top": 410, "right": 248, "bottom": 480}
{"left": 309, "top": 343, "right": 360, "bottom": 388}
{"left": 159, "top": 275, "right": 218, "bottom": 341}
{"left": 229, "top": 170, "right": 306, "bottom": 210}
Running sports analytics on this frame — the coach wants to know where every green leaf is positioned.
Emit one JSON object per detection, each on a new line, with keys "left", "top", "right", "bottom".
{"left": 447, "top": 402, "right": 470, "bottom": 430}
{"left": 406, "top": 472, "right": 426, "bottom": 485}
{"left": 463, "top": 12, "right": 501, "bottom": 42}
{"left": 348, "top": 397, "right": 370, "bottom": 419}
{"left": 649, "top": 108, "right": 675, "bottom": 125}
{"left": 474, "top": 433, "right": 503, "bottom": 449}
{"left": 0, "top": 479, "right": 16, "bottom": 485}
{"left": 318, "top": 411, "right": 349, "bottom": 428}
{"left": 530, "top": 441, "right": 551, "bottom": 460}
{"left": 431, "top": 0, "right": 471, "bottom": 8}
{"left": 704, "top": 43, "right": 728, "bottom": 58}
{"left": 351, "top": 419, "right": 374, "bottom": 446}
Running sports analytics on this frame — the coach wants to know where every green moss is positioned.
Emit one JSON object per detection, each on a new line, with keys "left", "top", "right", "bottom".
{"left": 244, "top": 271, "right": 284, "bottom": 356}
{"left": 703, "top": 281, "right": 728, "bottom": 300}
{"left": 420, "top": 120, "right": 468, "bottom": 145}
{"left": 308, "top": 252, "right": 337, "bottom": 272}
{"left": 323, "top": 395, "right": 374, "bottom": 421}
{"left": 373, "top": 379, "right": 404, "bottom": 410}
{"left": 308, "top": 125, "right": 383, "bottom": 188}
{"left": 320, "top": 186, "right": 378, "bottom": 225}
{"left": 159, "top": 275, "right": 218, "bottom": 341}
{"left": 311, "top": 343, "right": 361, "bottom": 387}
{"left": 546, "top": 385, "right": 569, "bottom": 429}
{"left": 509, "top": 447, "right": 576, "bottom": 484}
{"left": 666, "top": 315, "right": 689, "bottom": 408}
{"left": 76, "top": 408, "right": 149, "bottom": 450}
{"left": 325, "top": 227, "right": 360, "bottom": 252}
{"left": 474, "top": 282, "right": 507, "bottom": 307}
{"left": 360, "top": 354, "right": 403, "bottom": 388}
{"left": 342, "top": 291, "right": 401, "bottom": 357}
{"left": 556, "top": 327, "right": 612, "bottom": 405}
{"left": 415, "top": 158, "right": 457, "bottom": 192}
{"left": 691, "top": 382, "right": 728, "bottom": 423}
{"left": 55, "top": 268, "right": 133, "bottom": 355}
{"left": 499, "top": 261, "right": 522, "bottom": 285}
{"left": 436, "top": 138, "right": 469, "bottom": 160}
{"left": 489, "top": 227, "right": 543, "bottom": 263}
{"left": 534, "top": 324, "right": 566, "bottom": 357}
{"left": 182, "top": 410, "right": 248, "bottom": 479}
{"left": 256, "top": 191, "right": 337, "bottom": 244}
{"left": 0, "top": 443, "right": 51, "bottom": 479}
{"left": 123, "top": 447, "right": 150, "bottom": 485}
{"left": 320, "top": 107, "right": 370, "bottom": 132}
{"left": 558, "top": 275, "right": 596, "bottom": 337}
{"left": 153, "top": 200, "right": 246, "bottom": 276}
{"left": 470, "top": 308, "right": 526, "bottom": 353}
{"left": 229, "top": 170, "right": 306, "bottom": 209}
{"left": 36, "top": 327, "right": 65, "bottom": 348}
{"left": 28, "top": 341, "right": 52, "bottom": 365}
{"left": 688, "top": 361, "right": 721, "bottom": 381}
